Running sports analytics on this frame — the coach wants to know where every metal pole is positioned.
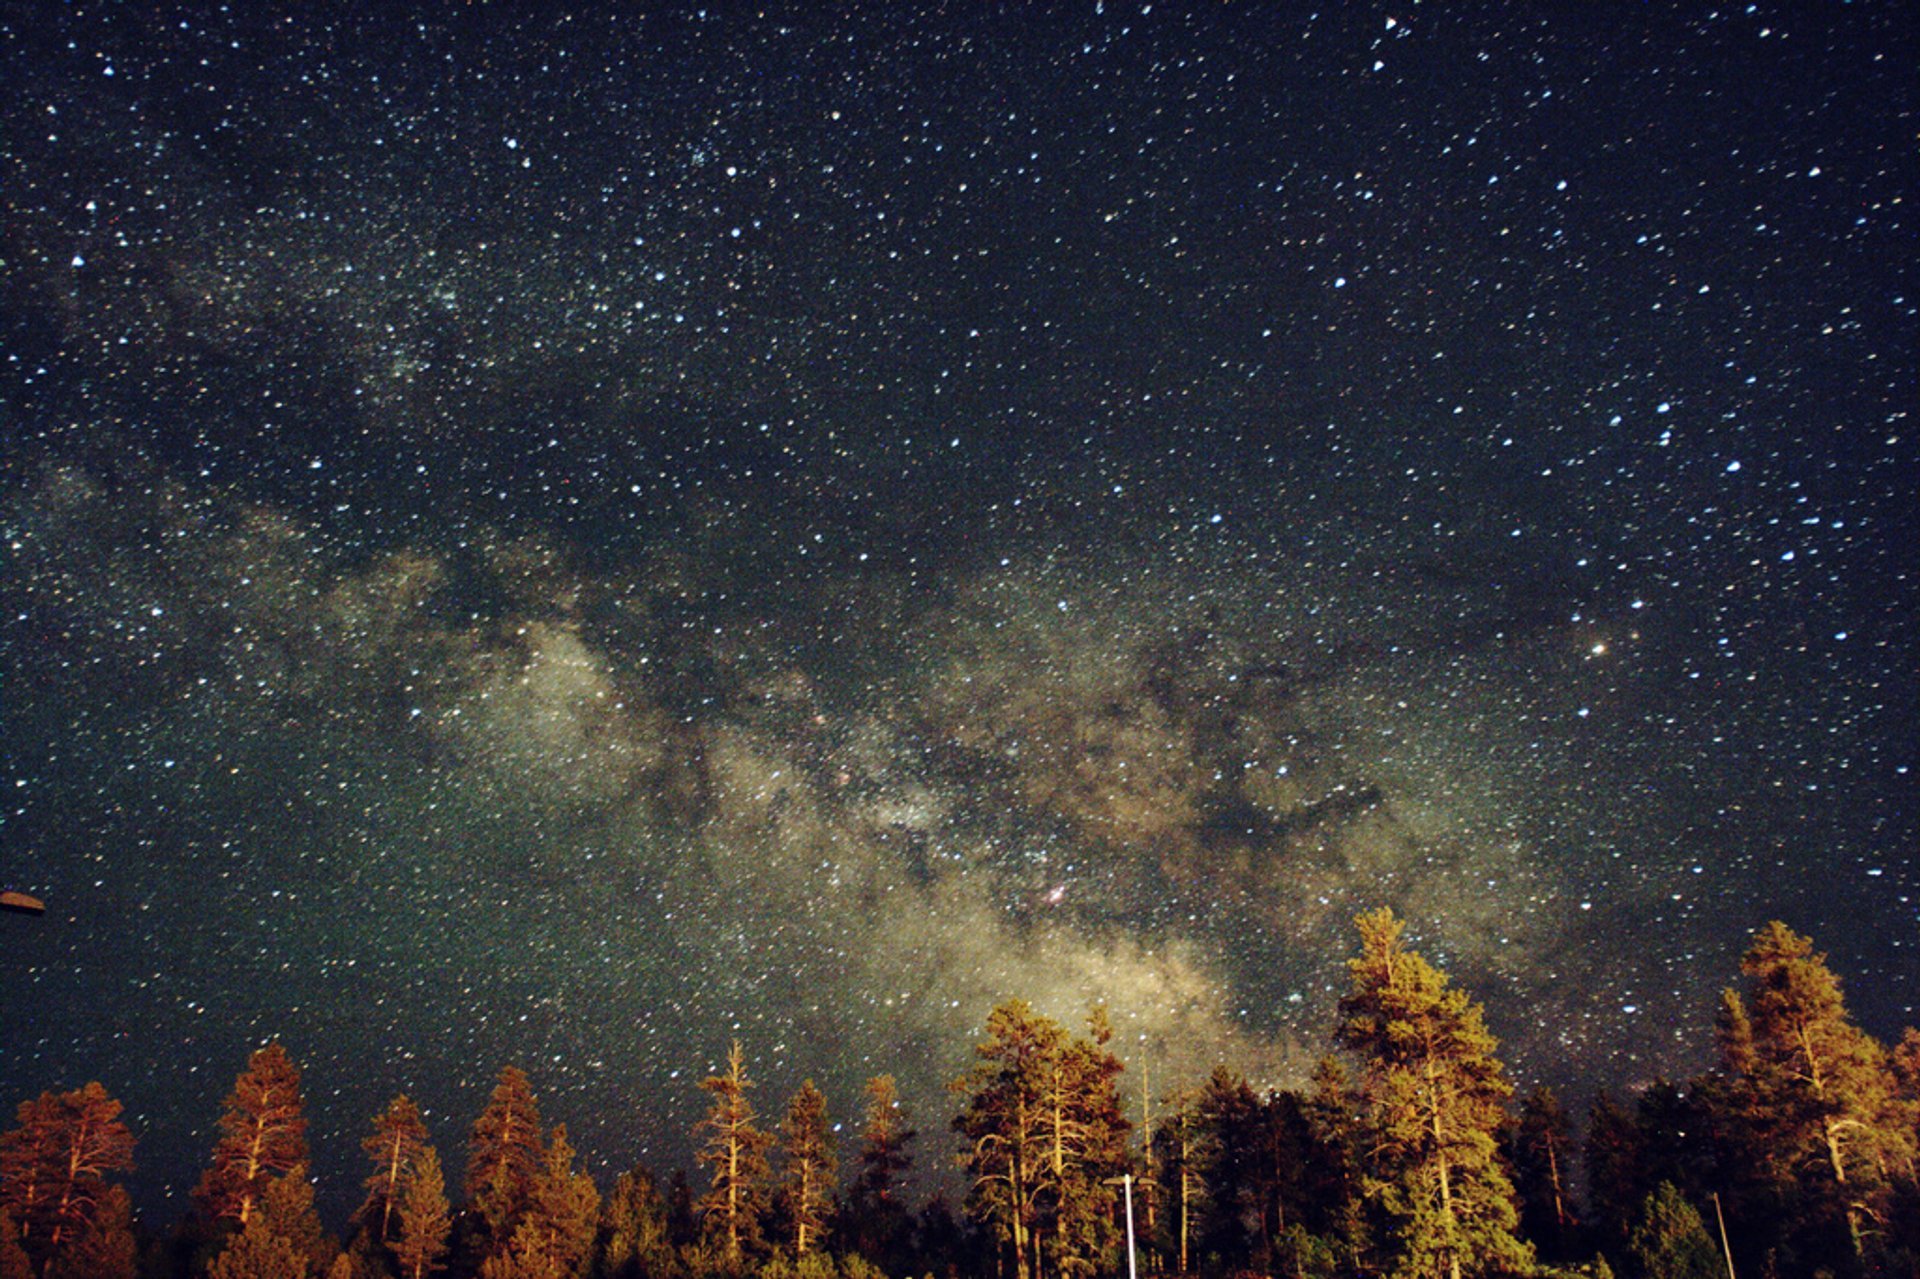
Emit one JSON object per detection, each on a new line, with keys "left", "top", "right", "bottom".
{"left": 1124, "top": 1173, "right": 1137, "bottom": 1279}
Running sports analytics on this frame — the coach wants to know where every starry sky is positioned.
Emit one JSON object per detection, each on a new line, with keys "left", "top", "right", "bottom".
{"left": 1, "top": 1, "right": 1914, "bottom": 1228}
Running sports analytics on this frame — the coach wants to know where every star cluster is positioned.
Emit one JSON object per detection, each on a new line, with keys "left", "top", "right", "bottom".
{"left": 1, "top": 2, "right": 1912, "bottom": 1225}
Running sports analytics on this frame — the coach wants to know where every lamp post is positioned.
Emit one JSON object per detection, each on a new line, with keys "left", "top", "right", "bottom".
{"left": 1106, "top": 1174, "right": 1137, "bottom": 1279}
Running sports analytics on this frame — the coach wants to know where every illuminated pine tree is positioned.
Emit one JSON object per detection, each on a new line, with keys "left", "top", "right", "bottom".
{"left": 597, "top": 1166, "right": 671, "bottom": 1279}
{"left": 1040, "top": 1006, "right": 1129, "bottom": 1279}
{"left": 695, "top": 1041, "right": 771, "bottom": 1270}
{"left": 1626, "top": 1183, "right": 1718, "bottom": 1279}
{"left": 44, "top": 1184, "right": 137, "bottom": 1279}
{"left": 778, "top": 1081, "right": 836, "bottom": 1256}
{"left": 390, "top": 1146, "right": 450, "bottom": 1279}
{"left": 1335, "top": 907, "right": 1530, "bottom": 1279}
{"left": 1717, "top": 921, "right": 1909, "bottom": 1267}
{"left": 844, "top": 1074, "right": 914, "bottom": 1270}
{"left": 465, "top": 1067, "right": 545, "bottom": 1262}
{"left": 954, "top": 1001, "right": 1128, "bottom": 1279}
{"left": 260, "top": 1163, "right": 332, "bottom": 1277}
{"left": 0, "top": 1081, "right": 137, "bottom": 1275}
{"left": 208, "top": 1213, "right": 308, "bottom": 1279}
{"left": 195, "top": 1044, "right": 310, "bottom": 1229}
{"left": 359, "top": 1095, "right": 430, "bottom": 1247}
{"left": 954, "top": 1001, "right": 1062, "bottom": 1279}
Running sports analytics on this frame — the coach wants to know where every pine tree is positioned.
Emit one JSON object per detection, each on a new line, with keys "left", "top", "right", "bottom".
{"left": 596, "top": 1166, "right": 671, "bottom": 1279}
{"left": 1626, "top": 1183, "right": 1719, "bottom": 1279}
{"left": 0, "top": 1209, "right": 31, "bottom": 1279}
{"left": 360, "top": 1095, "right": 430, "bottom": 1247}
{"left": 695, "top": 1041, "right": 771, "bottom": 1270}
{"left": 477, "top": 1125, "right": 599, "bottom": 1279}
{"left": 1717, "top": 921, "right": 1908, "bottom": 1267}
{"left": 1303, "top": 1056, "right": 1371, "bottom": 1275}
{"left": 43, "top": 1184, "right": 137, "bottom": 1279}
{"left": 538, "top": 1127, "right": 601, "bottom": 1279}
{"left": 778, "top": 1082, "right": 836, "bottom": 1256}
{"left": 1037, "top": 1007, "right": 1129, "bottom": 1279}
{"left": 466, "top": 1067, "right": 546, "bottom": 1262}
{"left": 1150, "top": 1093, "right": 1202, "bottom": 1275}
{"left": 390, "top": 1147, "right": 450, "bottom": 1279}
{"left": 0, "top": 1081, "right": 137, "bottom": 1275}
{"left": 1191, "top": 1066, "right": 1261, "bottom": 1265}
{"left": 261, "top": 1162, "right": 333, "bottom": 1277}
{"left": 843, "top": 1074, "right": 914, "bottom": 1271}
{"left": 1334, "top": 907, "right": 1531, "bottom": 1279}
{"left": 1504, "top": 1087, "right": 1579, "bottom": 1263}
{"left": 209, "top": 1213, "right": 309, "bottom": 1279}
{"left": 196, "top": 1044, "right": 311, "bottom": 1229}
{"left": 953, "top": 1000, "right": 1128, "bottom": 1279}
{"left": 954, "top": 1000, "right": 1065, "bottom": 1279}
{"left": 1583, "top": 1090, "right": 1644, "bottom": 1261}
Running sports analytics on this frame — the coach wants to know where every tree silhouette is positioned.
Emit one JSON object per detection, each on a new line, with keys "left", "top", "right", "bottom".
{"left": 1503, "top": 1086, "right": 1579, "bottom": 1263}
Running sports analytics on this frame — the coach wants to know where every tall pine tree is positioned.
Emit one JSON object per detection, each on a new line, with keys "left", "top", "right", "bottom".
{"left": 1503, "top": 1087, "right": 1579, "bottom": 1263}
{"left": 0, "top": 1083, "right": 136, "bottom": 1278}
{"left": 195, "top": 1044, "right": 310, "bottom": 1230}
{"left": 359, "top": 1095, "right": 430, "bottom": 1248}
{"left": 596, "top": 1166, "right": 671, "bottom": 1279}
{"left": 953, "top": 1000, "right": 1128, "bottom": 1279}
{"left": 390, "top": 1146, "right": 450, "bottom": 1279}
{"left": 841, "top": 1074, "right": 913, "bottom": 1270}
{"left": 1715, "top": 921, "right": 1910, "bottom": 1271}
{"left": 778, "top": 1081, "right": 836, "bottom": 1257}
{"left": 695, "top": 1041, "right": 771, "bottom": 1270}
{"left": 465, "top": 1067, "right": 546, "bottom": 1264}
{"left": 1335, "top": 907, "right": 1530, "bottom": 1279}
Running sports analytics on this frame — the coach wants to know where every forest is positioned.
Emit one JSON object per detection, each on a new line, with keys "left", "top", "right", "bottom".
{"left": 4, "top": 913, "right": 1915, "bottom": 1279}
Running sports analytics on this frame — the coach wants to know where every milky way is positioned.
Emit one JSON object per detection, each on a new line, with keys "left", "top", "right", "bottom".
{"left": 1, "top": 4, "right": 1913, "bottom": 1225}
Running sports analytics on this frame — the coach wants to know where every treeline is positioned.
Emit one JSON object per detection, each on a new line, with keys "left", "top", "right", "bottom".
{"left": 4, "top": 913, "right": 1916, "bottom": 1279}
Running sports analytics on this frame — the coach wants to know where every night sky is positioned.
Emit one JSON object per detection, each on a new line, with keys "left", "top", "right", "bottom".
{"left": 2, "top": 2, "right": 1914, "bottom": 1228}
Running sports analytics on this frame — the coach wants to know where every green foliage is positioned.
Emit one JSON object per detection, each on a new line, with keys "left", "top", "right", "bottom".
{"left": 208, "top": 1215, "right": 309, "bottom": 1279}
{"left": 952, "top": 1000, "right": 1130, "bottom": 1279}
{"left": 1713, "top": 921, "right": 1911, "bottom": 1273}
{"left": 1335, "top": 907, "right": 1531, "bottom": 1279}
{"left": 1626, "top": 1183, "right": 1718, "bottom": 1279}
{"left": 596, "top": 1166, "right": 672, "bottom": 1279}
